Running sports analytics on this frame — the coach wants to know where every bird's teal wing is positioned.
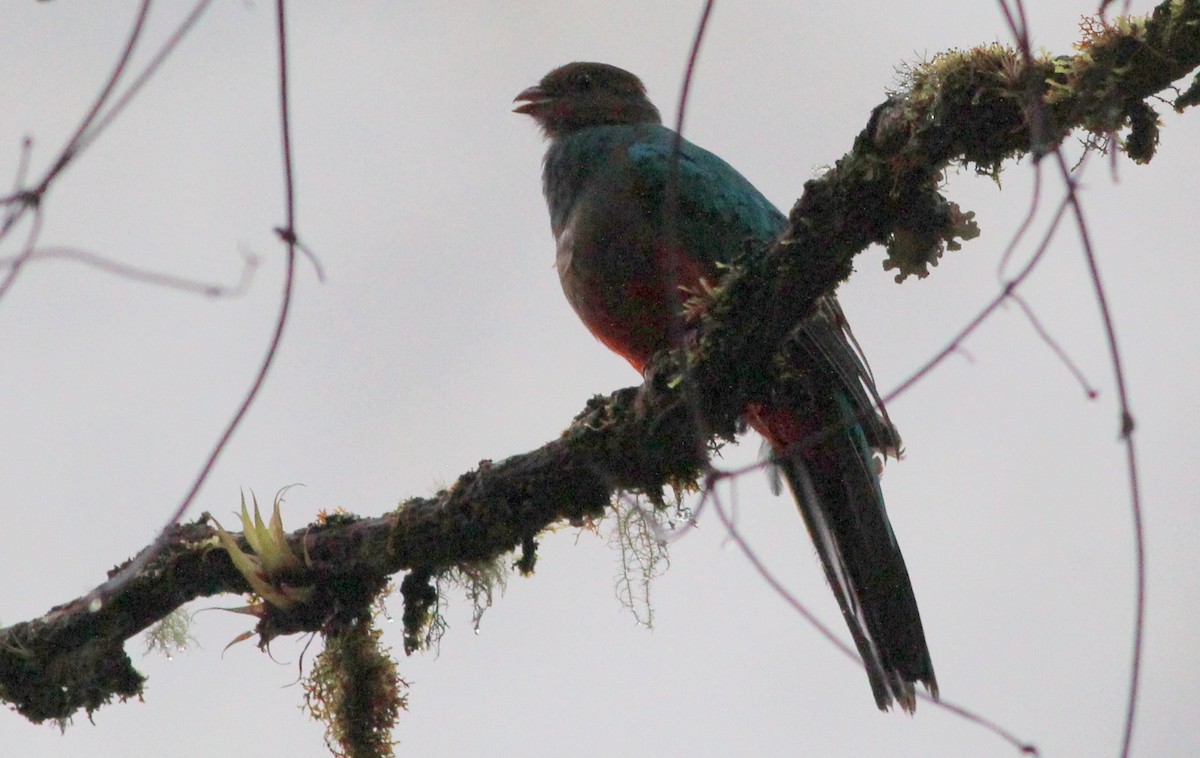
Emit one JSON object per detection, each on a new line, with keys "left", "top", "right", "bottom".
{"left": 622, "top": 125, "right": 787, "bottom": 264}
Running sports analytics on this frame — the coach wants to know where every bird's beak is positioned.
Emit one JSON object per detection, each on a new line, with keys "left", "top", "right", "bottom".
{"left": 512, "top": 85, "right": 548, "bottom": 115}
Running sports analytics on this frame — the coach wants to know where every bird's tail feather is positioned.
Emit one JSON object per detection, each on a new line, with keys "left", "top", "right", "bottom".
{"left": 774, "top": 393, "right": 937, "bottom": 712}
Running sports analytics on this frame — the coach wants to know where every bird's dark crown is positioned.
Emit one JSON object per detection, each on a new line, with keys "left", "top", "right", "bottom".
{"left": 514, "top": 62, "right": 662, "bottom": 137}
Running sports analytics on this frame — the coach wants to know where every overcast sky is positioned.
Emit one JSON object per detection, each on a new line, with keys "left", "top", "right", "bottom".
{"left": 3, "top": 2, "right": 1197, "bottom": 757}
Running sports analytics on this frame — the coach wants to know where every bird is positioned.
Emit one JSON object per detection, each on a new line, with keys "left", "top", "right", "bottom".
{"left": 515, "top": 61, "right": 936, "bottom": 712}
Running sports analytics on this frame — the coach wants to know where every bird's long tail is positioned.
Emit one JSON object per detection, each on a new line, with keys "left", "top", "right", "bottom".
{"left": 754, "top": 392, "right": 937, "bottom": 712}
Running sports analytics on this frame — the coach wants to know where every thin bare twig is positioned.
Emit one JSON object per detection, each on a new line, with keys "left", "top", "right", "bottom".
{"left": 0, "top": 0, "right": 217, "bottom": 305}
{"left": 881, "top": 189, "right": 1070, "bottom": 408}
{"left": 660, "top": 0, "right": 718, "bottom": 455}
{"left": 711, "top": 479, "right": 1040, "bottom": 753}
{"left": 40, "top": 0, "right": 152, "bottom": 190}
{"left": 996, "top": 162, "right": 1044, "bottom": 276}
{"left": 993, "top": 4, "right": 1142, "bottom": 753}
{"left": 1050, "top": 148, "right": 1144, "bottom": 758}
{"left": 72, "top": 1, "right": 216, "bottom": 164}
{"left": 673, "top": 0, "right": 716, "bottom": 141}
{"left": 928, "top": 697, "right": 1040, "bottom": 755}
{"left": 87, "top": 0, "right": 301, "bottom": 606}
{"left": 1010, "top": 292, "right": 1099, "bottom": 399}
{"left": 995, "top": 2, "right": 1145, "bottom": 753}
{"left": 667, "top": 0, "right": 716, "bottom": 328}
{"left": 0, "top": 0, "right": 150, "bottom": 299}
{"left": 710, "top": 479, "right": 859, "bottom": 659}
{"left": 0, "top": 137, "right": 34, "bottom": 230}
{"left": 0, "top": 246, "right": 259, "bottom": 297}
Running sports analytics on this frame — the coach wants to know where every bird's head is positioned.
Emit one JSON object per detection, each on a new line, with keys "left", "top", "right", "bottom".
{"left": 514, "top": 62, "right": 662, "bottom": 137}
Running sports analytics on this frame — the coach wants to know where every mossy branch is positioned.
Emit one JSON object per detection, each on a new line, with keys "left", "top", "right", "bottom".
{"left": 1, "top": 0, "right": 1197, "bottom": 728}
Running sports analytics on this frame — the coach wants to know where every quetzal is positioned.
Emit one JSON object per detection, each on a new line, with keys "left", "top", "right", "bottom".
{"left": 515, "top": 62, "right": 937, "bottom": 712}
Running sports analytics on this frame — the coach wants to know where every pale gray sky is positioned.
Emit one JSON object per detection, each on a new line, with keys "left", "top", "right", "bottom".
{"left": 3, "top": 2, "right": 1197, "bottom": 757}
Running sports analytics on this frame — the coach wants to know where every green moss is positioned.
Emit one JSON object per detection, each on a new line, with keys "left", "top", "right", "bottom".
{"left": 304, "top": 616, "right": 407, "bottom": 758}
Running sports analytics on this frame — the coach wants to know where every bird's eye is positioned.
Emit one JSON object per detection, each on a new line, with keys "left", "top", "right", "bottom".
{"left": 576, "top": 73, "right": 592, "bottom": 90}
